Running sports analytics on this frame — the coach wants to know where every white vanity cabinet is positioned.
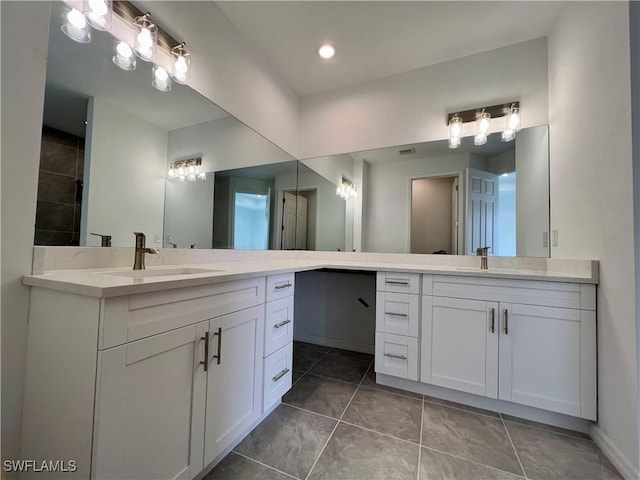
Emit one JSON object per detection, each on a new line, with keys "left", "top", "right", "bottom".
{"left": 21, "top": 275, "right": 284, "bottom": 480}
{"left": 374, "top": 272, "right": 421, "bottom": 381}
{"left": 420, "top": 274, "right": 597, "bottom": 420}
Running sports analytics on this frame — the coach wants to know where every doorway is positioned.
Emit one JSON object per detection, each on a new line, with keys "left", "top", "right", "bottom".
{"left": 233, "top": 192, "right": 270, "bottom": 250}
{"left": 410, "top": 175, "right": 460, "bottom": 254}
{"left": 280, "top": 189, "right": 317, "bottom": 250}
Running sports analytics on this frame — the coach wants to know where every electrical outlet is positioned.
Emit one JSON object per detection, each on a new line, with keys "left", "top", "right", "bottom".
{"left": 552, "top": 229, "right": 559, "bottom": 247}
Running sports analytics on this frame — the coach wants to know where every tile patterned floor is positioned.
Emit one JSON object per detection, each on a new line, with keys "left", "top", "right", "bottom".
{"left": 204, "top": 342, "right": 622, "bottom": 480}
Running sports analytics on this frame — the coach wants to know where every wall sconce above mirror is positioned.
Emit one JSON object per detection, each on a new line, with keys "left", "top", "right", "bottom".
{"left": 448, "top": 102, "right": 521, "bottom": 148}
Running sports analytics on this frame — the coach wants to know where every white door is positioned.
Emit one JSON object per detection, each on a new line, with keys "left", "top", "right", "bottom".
{"left": 421, "top": 296, "right": 499, "bottom": 398}
{"left": 295, "top": 194, "right": 308, "bottom": 249}
{"left": 498, "top": 303, "right": 594, "bottom": 418}
{"left": 281, "top": 192, "right": 297, "bottom": 249}
{"left": 465, "top": 168, "right": 498, "bottom": 255}
{"left": 204, "top": 305, "right": 265, "bottom": 463}
{"left": 93, "top": 322, "right": 208, "bottom": 480}
{"left": 451, "top": 177, "right": 459, "bottom": 255}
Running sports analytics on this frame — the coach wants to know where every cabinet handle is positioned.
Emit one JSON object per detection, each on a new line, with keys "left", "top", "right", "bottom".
{"left": 490, "top": 308, "right": 495, "bottom": 333}
{"left": 386, "top": 280, "right": 409, "bottom": 286}
{"left": 385, "top": 312, "right": 408, "bottom": 317}
{"left": 272, "top": 368, "right": 290, "bottom": 382}
{"left": 274, "top": 283, "right": 292, "bottom": 290}
{"left": 384, "top": 352, "right": 408, "bottom": 360}
{"left": 503, "top": 309, "right": 509, "bottom": 335}
{"left": 274, "top": 319, "right": 292, "bottom": 329}
{"left": 200, "top": 331, "right": 209, "bottom": 372}
{"left": 213, "top": 327, "right": 222, "bottom": 365}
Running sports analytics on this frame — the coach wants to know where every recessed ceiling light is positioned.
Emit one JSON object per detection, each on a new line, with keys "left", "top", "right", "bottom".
{"left": 317, "top": 43, "right": 336, "bottom": 60}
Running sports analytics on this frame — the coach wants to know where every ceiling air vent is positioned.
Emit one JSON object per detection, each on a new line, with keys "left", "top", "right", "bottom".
{"left": 398, "top": 147, "right": 415, "bottom": 155}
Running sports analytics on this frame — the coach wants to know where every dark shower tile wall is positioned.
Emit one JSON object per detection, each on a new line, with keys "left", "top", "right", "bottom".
{"left": 35, "top": 126, "right": 84, "bottom": 246}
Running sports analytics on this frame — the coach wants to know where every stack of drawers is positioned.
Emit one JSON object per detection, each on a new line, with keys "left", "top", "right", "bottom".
{"left": 263, "top": 273, "right": 295, "bottom": 410}
{"left": 374, "top": 272, "right": 420, "bottom": 381}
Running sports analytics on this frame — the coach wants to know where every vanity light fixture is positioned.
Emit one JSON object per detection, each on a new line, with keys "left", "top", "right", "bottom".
{"left": 133, "top": 13, "right": 157, "bottom": 62}
{"left": 112, "top": 41, "right": 136, "bottom": 71}
{"left": 61, "top": 7, "right": 91, "bottom": 43}
{"left": 336, "top": 179, "right": 359, "bottom": 200}
{"left": 152, "top": 66, "right": 172, "bottom": 92}
{"left": 317, "top": 43, "right": 336, "bottom": 59}
{"left": 446, "top": 102, "right": 520, "bottom": 148}
{"left": 168, "top": 158, "right": 206, "bottom": 182}
{"left": 83, "top": 0, "right": 112, "bottom": 31}
{"left": 474, "top": 110, "right": 491, "bottom": 146}
{"left": 171, "top": 43, "right": 190, "bottom": 84}
{"left": 448, "top": 114, "right": 463, "bottom": 149}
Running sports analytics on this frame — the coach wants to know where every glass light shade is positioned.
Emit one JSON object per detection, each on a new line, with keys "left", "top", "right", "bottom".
{"left": 198, "top": 172, "right": 207, "bottom": 180}
{"left": 152, "top": 66, "right": 172, "bottom": 92}
{"left": 501, "top": 129, "right": 516, "bottom": 142}
{"left": 448, "top": 115, "right": 462, "bottom": 149}
{"left": 62, "top": 8, "right": 91, "bottom": 43}
{"left": 112, "top": 41, "right": 136, "bottom": 71}
{"left": 506, "top": 105, "right": 521, "bottom": 132}
{"left": 134, "top": 14, "right": 157, "bottom": 62}
{"left": 171, "top": 44, "right": 191, "bottom": 84}
{"left": 474, "top": 133, "right": 488, "bottom": 146}
{"left": 477, "top": 112, "right": 491, "bottom": 135}
{"left": 83, "top": 0, "right": 112, "bottom": 31}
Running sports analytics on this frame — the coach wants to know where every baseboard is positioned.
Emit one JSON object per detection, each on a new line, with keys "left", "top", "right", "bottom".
{"left": 590, "top": 425, "right": 639, "bottom": 480}
{"left": 293, "top": 333, "right": 374, "bottom": 354}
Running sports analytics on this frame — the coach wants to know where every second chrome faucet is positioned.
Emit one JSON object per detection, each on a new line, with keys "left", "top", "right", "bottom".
{"left": 133, "top": 232, "right": 160, "bottom": 270}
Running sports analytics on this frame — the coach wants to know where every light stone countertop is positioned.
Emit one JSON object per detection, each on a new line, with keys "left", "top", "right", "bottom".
{"left": 23, "top": 257, "right": 599, "bottom": 298}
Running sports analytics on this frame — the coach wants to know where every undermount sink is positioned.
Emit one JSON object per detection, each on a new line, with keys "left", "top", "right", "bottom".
{"left": 101, "top": 267, "right": 222, "bottom": 278}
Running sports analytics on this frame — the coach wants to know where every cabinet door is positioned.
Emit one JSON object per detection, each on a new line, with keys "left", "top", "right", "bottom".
{"left": 204, "top": 305, "right": 265, "bottom": 463}
{"left": 93, "top": 322, "right": 208, "bottom": 480}
{"left": 421, "top": 296, "right": 499, "bottom": 398}
{"left": 499, "top": 303, "right": 594, "bottom": 419}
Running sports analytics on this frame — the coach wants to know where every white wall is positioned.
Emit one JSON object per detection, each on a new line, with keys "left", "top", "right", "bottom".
{"left": 411, "top": 177, "right": 455, "bottom": 254}
{"left": 83, "top": 98, "right": 167, "bottom": 248}
{"left": 168, "top": 116, "right": 294, "bottom": 174}
{"left": 300, "top": 38, "right": 548, "bottom": 159}
{"left": 632, "top": 2, "right": 640, "bottom": 473}
{"left": 548, "top": 2, "right": 638, "bottom": 474}
{"left": 164, "top": 176, "right": 215, "bottom": 249}
{"left": 515, "top": 126, "right": 549, "bottom": 257}
{"left": 301, "top": 154, "right": 355, "bottom": 187}
{"left": 1, "top": 1, "right": 51, "bottom": 467}
{"left": 135, "top": 1, "right": 299, "bottom": 157}
{"left": 364, "top": 153, "right": 469, "bottom": 253}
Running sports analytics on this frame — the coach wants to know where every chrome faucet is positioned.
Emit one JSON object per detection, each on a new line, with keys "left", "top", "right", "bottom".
{"left": 476, "top": 246, "right": 490, "bottom": 270}
{"left": 133, "top": 232, "right": 160, "bottom": 270}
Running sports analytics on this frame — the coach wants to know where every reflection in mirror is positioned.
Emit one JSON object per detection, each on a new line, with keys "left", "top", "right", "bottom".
{"left": 38, "top": 1, "right": 294, "bottom": 248}
{"left": 302, "top": 125, "right": 550, "bottom": 257}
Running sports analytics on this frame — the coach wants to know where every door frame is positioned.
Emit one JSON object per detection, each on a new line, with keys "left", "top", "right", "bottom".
{"left": 408, "top": 171, "right": 464, "bottom": 255}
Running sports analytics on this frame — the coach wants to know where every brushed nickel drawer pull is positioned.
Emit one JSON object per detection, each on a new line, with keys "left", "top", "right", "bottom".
{"left": 385, "top": 312, "right": 408, "bottom": 317}
{"left": 213, "top": 327, "right": 222, "bottom": 365}
{"left": 384, "top": 352, "right": 408, "bottom": 360}
{"left": 200, "top": 331, "right": 209, "bottom": 372}
{"left": 503, "top": 309, "right": 509, "bottom": 335}
{"left": 274, "top": 319, "right": 292, "bottom": 329}
{"left": 272, "top": 368, "right": 290, "bottom": 382}
{"left": 274, "top": 283, "right": 292, "bottom": 290}
{"left": 490, "top": 308, "right": 495, "bottom": 333}
{"left": 386, "top": 280, "right": 409, "bottom": 286}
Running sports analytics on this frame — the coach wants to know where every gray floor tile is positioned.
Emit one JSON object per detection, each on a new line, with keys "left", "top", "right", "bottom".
{"left": 292, "top": 369, "right": 306, "bottom": 384}
{"left": 234, "top": 404, "right": 337, "bottom": 479}
{"left": 421, "top": 402, "right": 523, "bottom": 476}
{"left": 501, "top": 414, "right": 591, "bottom": 439}
{"left": 293, "top": 348, "right": 326, "bottom": 372}
{"left": 309, "top": 354, "right": 371, "bottom": 384}
{"left": 505, "top": 421, "right": 622, "bottom": 480}
{"left": 424, "top": 395, "right": 500, "bottom": 418}
{"left": 283, "top": 374, "right": 357, "bottom": 419}
{"left": 308, "top": 423, "right": 419, "bottom": 480}
{"left": 342, "top": 386, "right": 422, "bottom": 443}
{"left": 203, "top": 453, "right": 292, "bottom": 480}
{"left": 327, "top": 347, "right": 374, "bottom": 361}
{"left": 361, "top": 368, "right": 422, "bottom": 399}
{"left": 419, "top": 447, "right": 524, "bottom": 480}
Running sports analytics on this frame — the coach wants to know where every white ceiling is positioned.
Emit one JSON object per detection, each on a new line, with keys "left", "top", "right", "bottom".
{"left": 216, "top": 1, "right": 564, "bottom": 97}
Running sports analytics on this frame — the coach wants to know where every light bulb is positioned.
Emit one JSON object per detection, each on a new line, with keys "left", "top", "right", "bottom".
{"left": 116, "top": 41, "right": 132, "bottom": 58}
{"left": 178, "top": 166, "right": 185, "bottom": 176}
{"left": 113, "top": 41, "right": 136, "bottom": 71}
{"left": 134, "top": 14, "right": 157, "bottom": 61}
{"left": 188, "top": 165, "right": 196, "bottom": 174}
{"left": 62, "top": 8, "right": 91, "bottom": 43}
{"left": 84, "top": 0, "right": 112, "bottom": 31}
{"left": 138, "top": 28, "right": 153, "bottom": 49}
{"left": 317, "top": 43, "right": 336, "bottom": 59}
{"left": 175, "top": 56, "right": 188, "bottom": 74}
{"left": 88, "top": 0, "right": 107, "bottom": 16}
{"left": 188, "top": 173, "right": 196, "bottom": 181}
{"left": 448, "top": 114, "right": 463, "bottom": 149}
{"left": 198, "top": 172, "right": 207, "bottom": 180}
{"left": 474, "top": 133, "right": 488, "bottom": 146}
{"left": 68, "top": 8, "right": 86, "bottom": 28}
{"left": 478, "top": 116, "right": 490, "bottom": 134}
{"left": 152, "top": 66, "right": 171, "bottom": 92}
{"left": 501, "top": 129, "right": 515, "bottom": 142}
{"left": 168, "top": 166, "right": 175, "bottom": 179}
{"left": 449, "top": 137, "right": 461, "bottom": 149}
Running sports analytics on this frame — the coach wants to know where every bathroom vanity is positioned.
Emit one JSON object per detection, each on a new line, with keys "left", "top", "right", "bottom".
{"left": 20, "top": 249, "right": 598, "bottom": 479}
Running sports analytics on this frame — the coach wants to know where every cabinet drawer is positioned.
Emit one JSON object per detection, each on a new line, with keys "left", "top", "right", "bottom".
{"left": 266, "top": 273, "right": 295, "bottom": 302}
{"left": 376, "top": 292, "right": 419, "bottom": 337}
{"left": 265, "top": 296, "right": 294, "bottom": 357}
{"left": 100, "top": 277, "right": 266, "bottom": 349}
{"left": 263, "top": 343, "right": 293, "bottom": 412}
{"left": 376, "top": 272, "right": 420, "bottom": 294}
{"left": 375, "top": 332, "right": 418, "bottom": 381}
